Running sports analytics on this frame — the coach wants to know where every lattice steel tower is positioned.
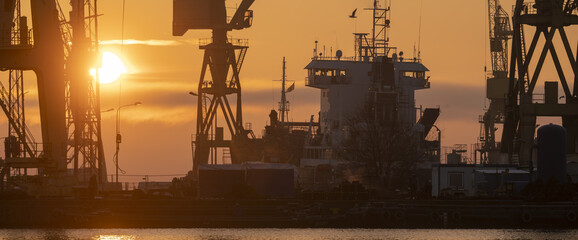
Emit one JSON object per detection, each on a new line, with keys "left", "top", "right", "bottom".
{"left": 478, "top": 0, "right": 513, "bottom": 164}
{"left": 502, "top": 0, "right": 578, "bottom": 168}
{"left": 65, "top": 0, "right": 107, "bottom": 185}
{"left": 173, "top": 0, "right": 255, "bottom": 176}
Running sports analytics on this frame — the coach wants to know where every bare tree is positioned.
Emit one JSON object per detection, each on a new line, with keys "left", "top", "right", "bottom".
{"left": 339, "top": 102, "right": 423, "bottom": 189}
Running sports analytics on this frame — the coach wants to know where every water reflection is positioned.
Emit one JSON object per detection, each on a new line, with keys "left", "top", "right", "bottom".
{"left": 39, "top": 229, "right": 69, "bottom": 240}
{"left": 0, "top": 229, "right": 576, "bottom": 240}
{"left": 93, "top": 235, "right": 136, "bottom": 240}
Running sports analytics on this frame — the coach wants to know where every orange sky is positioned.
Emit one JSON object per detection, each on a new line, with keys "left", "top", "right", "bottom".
{"left": 2, "top": 0, "right": 578, "bottom": 181}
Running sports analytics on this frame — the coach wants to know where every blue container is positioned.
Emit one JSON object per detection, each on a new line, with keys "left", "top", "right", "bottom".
{"left": 537, "top": 124, "right": 567, "bottom": 183}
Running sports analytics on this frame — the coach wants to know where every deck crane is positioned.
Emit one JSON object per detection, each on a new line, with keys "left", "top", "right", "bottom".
{"left": 501, "top": 0, "right": 578, "bottom": 169}
{"left": 477, "top": 0, "right": 513, "bottom": 163}
{"left": 0, "top": 0, "right": 106, "bottom": 196}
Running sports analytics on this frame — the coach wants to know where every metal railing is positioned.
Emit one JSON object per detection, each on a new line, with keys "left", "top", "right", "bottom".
{"left": 305, "top": 75, "right": 351, "bottom": 86}
{"left": 516, "top": 1, "right": 578, "bottom": 15}
{"left": 311, "top": 56, "right": 357, "bottom": 61}
{"left": 198, "top": 37, "right": 249, "bottom": 47}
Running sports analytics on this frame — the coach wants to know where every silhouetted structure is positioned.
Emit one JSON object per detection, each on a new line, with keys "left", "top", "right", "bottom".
{"left": 476, "top": 0, "right": 512, "bottom": 164}
{"left": 173, "top": 0, "right": 256, "bottom": 178}
{"left": 0, "top": 0, "right": 106, "bottom": 196}
{"left": 502, "top": 0, "right": 578, "bottom": 169}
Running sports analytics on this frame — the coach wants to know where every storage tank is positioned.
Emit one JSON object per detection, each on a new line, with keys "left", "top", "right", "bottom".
{"left": 537, "top": 124, "right": 567, "bottom": 183}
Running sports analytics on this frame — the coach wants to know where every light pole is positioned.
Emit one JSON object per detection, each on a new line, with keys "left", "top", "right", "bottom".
{"left": 189, "top": 91, "right": 216, "bottom": 164}
{"left": 114, "top": 101, "right": 141, "bottom": 183}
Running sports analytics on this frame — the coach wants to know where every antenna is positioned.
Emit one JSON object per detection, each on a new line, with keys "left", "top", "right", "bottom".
{"left": 280, "top": 57, "right": 287, "bottom": 122}
{"left": 313, "top": 40, "right": 318, "bottom": 58}
{"left": 417, "top": 0, "right": 423, "bottom": 61}
{"left": 276, "top": 57, "right": 294, "bottom": 123}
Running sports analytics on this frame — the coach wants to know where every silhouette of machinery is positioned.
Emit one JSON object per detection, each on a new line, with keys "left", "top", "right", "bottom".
{"left": 0, "top": 0, "right": 67, "bottom": 191}
{"left": 477, "top": 0, "right": 512, "bottom": 164}
{"left": 0, "top": 0, "right": 106, "bottom": 195}
{"left": 501, "top": 0, "right": 578, "bottom": 168}
{"left": 173, "top": 0, "right": 256, "bottom": 177}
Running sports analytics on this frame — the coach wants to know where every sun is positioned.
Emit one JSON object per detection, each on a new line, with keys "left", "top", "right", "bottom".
{"left": 90, "top": 51, "right": 127, "bottom": 84}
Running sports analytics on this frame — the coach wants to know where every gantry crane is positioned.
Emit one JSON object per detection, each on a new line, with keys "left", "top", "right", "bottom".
{"left": 0, "top": 0, "right": 67, "bottom": 193}
{"left": 0, "top": 0, "right": 106, "bottom": 195}
{"left": 173, "top": 0, "right": 256, "bottom": 177}
{"left": 477, "top": 0, "right": 513, "bottom": 164}
{"left": 501, "top": 0, "right": 578, "bottom": 169}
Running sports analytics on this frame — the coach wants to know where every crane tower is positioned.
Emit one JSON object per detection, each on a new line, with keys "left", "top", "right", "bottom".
{"left": 0, "top": 0, "right": 106, "bottom": 195}
{"left": 477, "top": 0, "right": 513, "bottom": 163}
{"left": 0, "top": 0, "right": 67, "bottom": 193}
{"left": 65, "top": 0, "right": 107, "bottom": 186}
{"left": 501, "top": 0, "right": 578, "bottom": 168}
{"left": 173, "top": 0, "right": 255, "bottom": 177}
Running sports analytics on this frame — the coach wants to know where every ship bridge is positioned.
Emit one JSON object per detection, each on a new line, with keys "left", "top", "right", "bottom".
{"left": 304, "top": 55, "right": 431, "bottom": 137}
{"left": 305, "top": 59, "right": 364, "bottom": 88}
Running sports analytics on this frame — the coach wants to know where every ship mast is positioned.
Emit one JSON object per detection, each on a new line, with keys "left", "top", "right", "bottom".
{"left": 370, "top": 0, "right": 390, "bottom": 58}
{"left": 357, "top": 0, "right": 391, "bottom": 61}
{"left": 279, "top": 57, "right": 288, "bottom": 123}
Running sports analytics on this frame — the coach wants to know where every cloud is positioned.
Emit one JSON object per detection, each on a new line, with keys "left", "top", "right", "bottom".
{"left": 417, "top": 82, "right": 485, "bottom": 121}
{"left": 122, "top": 105, "right": 193, "bottom": 125}
{"left": 99, "top": 39, "right": 197, "bottom": 46}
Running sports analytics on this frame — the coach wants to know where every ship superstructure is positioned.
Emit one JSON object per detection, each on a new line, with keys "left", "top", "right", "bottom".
{"left": 302, "top": 1, "right": 438, "bottom": 166}
{"left": 305, "top": 48, "right": 431, "bottom": 147}
{"left": 298, "top": 1, "right": 440, "bottom": 193}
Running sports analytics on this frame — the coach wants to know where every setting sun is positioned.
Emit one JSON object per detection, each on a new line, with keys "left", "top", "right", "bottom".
{"left": 90, "top": 51, "right": 127, "bottom": 84}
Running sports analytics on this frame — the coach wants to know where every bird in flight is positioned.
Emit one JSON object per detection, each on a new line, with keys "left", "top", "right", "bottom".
{"left": 349, "top": 8, "right": 358, "bottom": 18}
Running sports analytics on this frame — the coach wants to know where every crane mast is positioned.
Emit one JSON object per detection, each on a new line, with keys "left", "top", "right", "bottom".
{"left": 488, "top": 0, "right": 512, "bottom": 78}
{"left": 65, "top": 0, "right": 107, "bottom": 186}
{"left": 501, "top": 0, "right": 578, "bottom": 169}
{"left": 174, "top": 0, "right": 256, "bottom": 177}
{"left": 477, "top": 0, "right": 512, "bottom": 164}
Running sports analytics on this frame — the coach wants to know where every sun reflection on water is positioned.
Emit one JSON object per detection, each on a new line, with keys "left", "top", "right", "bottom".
{"left": 93, "top": 235, "right": 136, "bottom": 240}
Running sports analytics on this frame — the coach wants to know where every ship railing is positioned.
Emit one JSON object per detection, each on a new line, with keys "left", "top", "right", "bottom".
{"left": 304, "top": 76, "right": 315, "bottom": 86}
{"left": 303, "top": 146, "right": 335, "bottom": 160}
{"left": 311, "top": 56, "right": 357, "bottom": 61}
{"left": 305, "top": 75, "right": 351, "bottom": 87}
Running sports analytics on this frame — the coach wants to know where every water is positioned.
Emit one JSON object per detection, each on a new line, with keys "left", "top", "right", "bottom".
{"left": 0, "top": 229, "right": 576, "bottom": 240}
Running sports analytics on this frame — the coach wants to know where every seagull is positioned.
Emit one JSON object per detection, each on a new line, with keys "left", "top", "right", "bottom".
{"left": 349, "top": 8, "right": 358, "bottom": 18}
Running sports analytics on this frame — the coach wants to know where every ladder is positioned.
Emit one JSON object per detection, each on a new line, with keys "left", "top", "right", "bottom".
{"left": 519, "top": 25, "right": 530, "bottom": 92}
